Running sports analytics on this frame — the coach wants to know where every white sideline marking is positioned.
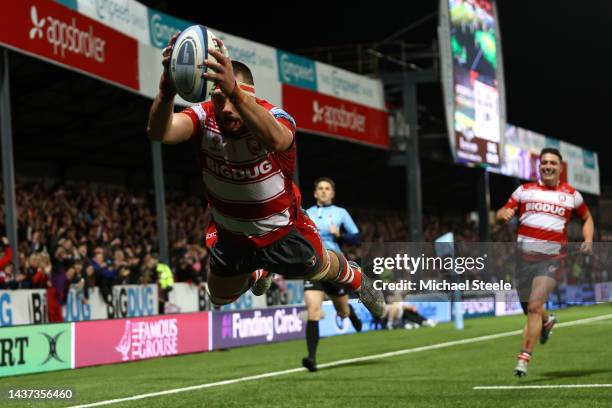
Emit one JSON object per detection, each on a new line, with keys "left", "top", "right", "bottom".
{"left": 68, "top": 313, "right": 612, "bottom": 408}
{"left": 475, "top": 384, "right": 612, "bottom": 390}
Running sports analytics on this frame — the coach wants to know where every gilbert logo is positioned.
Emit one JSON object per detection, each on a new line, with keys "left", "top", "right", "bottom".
{"left": 41, "top": 331, "right": 66, "bottom": 364}
{"left": 312, "top": 100, "right": 366, "bottom": 133}
{"left": 28, "top": 6, "right": 107, "bottom": 62}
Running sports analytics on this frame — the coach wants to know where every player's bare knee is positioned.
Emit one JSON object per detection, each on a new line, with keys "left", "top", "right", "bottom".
{"left": 337, "top": 307, "right": 350, "bottom": 318}
{"left": 307, "top": 305, "right": 321, "bottom": 320}
{"left": 527, "top": 302, "right": 544, "bottom": 315}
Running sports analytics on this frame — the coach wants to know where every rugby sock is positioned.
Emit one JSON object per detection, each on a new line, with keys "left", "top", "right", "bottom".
{"left": 248, "top": 269, "right": 269, "bottom": 287}
{"left": 348, "top": 304, "right": 363, "bottom": 332}
{"left": 306, "top": 320, "right": 319, "bottom": 360}
{"left": 331, "top": 251, "right": 362, "bottom": 292}
{"left": 518, "top": 350, "right": 532, "bottom": 362}
{"left": 252, "top": 269, "right": 269, "bottom": 282}
{"left": 403, "top": 310, "right": 426, "bottom": 325}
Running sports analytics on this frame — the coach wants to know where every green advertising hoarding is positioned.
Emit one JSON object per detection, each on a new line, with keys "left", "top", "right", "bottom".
{"left": 0, "top": 323, "right": 72, "bottom": 377}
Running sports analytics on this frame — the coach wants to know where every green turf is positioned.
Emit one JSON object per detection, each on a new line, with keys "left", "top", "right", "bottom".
{"left": 2, "top": 304, "right": 611, "bottom": 407}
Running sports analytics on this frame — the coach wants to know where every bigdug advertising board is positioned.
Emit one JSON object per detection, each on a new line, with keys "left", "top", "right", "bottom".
{"left": 63, "top": 284, "right": 158, "bottom": 322}
{"left": 0, "top": 290, "right": 48, "bottom": 327}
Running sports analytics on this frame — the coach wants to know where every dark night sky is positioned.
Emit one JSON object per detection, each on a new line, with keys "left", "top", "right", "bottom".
{"left": 141, "top": 0, "right": 612, "bottom": 191}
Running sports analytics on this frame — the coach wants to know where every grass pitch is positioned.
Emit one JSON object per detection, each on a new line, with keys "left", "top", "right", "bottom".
{"left": 2, "top": 304, "right": 611, "bottom": 408}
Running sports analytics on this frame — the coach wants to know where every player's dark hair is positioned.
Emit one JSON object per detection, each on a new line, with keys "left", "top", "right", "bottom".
{"left": 540, "top": 147, "right": 563, "bottom": 163}
{"left": 232, "top": 61, "right": 254, "bottom": 85}
{"left": 314, "top": 177, "right": 336, "bottom": 191}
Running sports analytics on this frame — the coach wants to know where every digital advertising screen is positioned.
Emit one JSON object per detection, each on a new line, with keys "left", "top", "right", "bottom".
{"left": 440, "top": 0, "right": 506, "bottom": 167}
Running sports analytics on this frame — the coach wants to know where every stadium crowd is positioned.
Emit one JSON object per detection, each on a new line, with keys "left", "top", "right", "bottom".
{"left": 0, "top": 182, "right": 209, "bottom": 299}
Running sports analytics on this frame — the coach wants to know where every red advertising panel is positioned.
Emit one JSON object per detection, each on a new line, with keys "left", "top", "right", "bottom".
{"left": 75, "top": 312, "right": 210, "bottom": 368}
{"left": 282, "top": 84, "right": 389, "bottom": 149}
{"left": 0, "top": 0, "right": 138, "bottom": 90}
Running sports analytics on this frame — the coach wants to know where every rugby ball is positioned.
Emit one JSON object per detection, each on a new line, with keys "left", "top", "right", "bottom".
{"left": 169, "top": 25, "right": 226, "bottom": 103}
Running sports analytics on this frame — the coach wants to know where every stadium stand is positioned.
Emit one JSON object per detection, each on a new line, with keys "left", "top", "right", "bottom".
{"left": 0, "top": 180, "right": 209, "bottom": 294}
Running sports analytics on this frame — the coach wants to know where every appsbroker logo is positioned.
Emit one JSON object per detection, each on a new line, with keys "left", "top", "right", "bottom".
{"left": 28, "top": 5, "right": 107, "bottom": 62}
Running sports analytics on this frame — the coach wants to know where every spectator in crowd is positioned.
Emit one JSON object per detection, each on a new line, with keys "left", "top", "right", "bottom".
{"left": 0, "top": 263, "right": 18, "bottom": 290}
{"left": 28, "top": 253, "right": 51, "bottom": 289}
{"left": 27, "top": 252, "right": 63, "bottom": 322}
{"left": 0, "top": 237, "right": 15, "bottom": 289}
{"left": 29, "top": 230, "right": 47, "bottom": 254}
{"left": 0, "top": 236, "right": 13, "bottom": 269}
{"left": 82, "top": 264, "right": 97, "bottom": 303}
{"left": 173, "top": 240, "right": 207, "bottom": 286}
{"left": 59, "top": 260, "right": 85, "bottom": 305}
{"left": 90, "top": 247, "right": 116, "bottom": 304}
{"left": 175, "top": 251, "right": 198, "bottom": 284}
{"left": 142, "top": 254, "right": 174, "bottom": 314}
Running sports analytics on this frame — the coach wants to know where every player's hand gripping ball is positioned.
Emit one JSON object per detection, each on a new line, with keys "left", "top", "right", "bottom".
{"left": 168, "top": 25, "right": 228, "bottom": 102}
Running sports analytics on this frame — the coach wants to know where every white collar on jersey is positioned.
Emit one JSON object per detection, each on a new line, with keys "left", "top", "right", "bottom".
{"left": 538, "top": 179, "right": 561, "bottom": 189}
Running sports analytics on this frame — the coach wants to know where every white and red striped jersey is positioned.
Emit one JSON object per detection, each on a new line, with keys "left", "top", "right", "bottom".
{"left": 182, "top": 99, "right": 298, "bottom": 248}
{"left": 504, "top": 181, "right": 589, "bottom": 256}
